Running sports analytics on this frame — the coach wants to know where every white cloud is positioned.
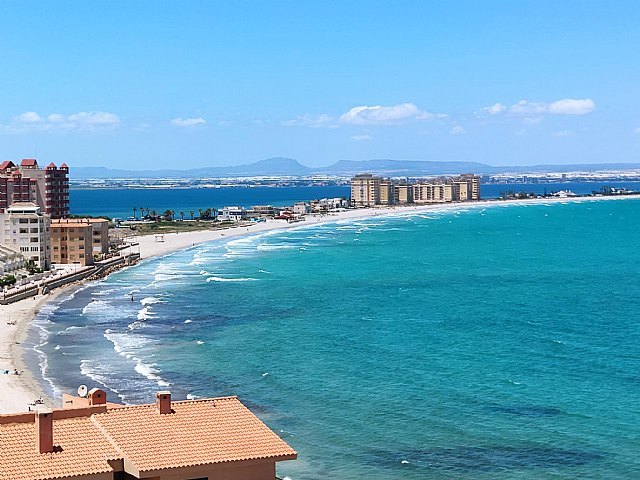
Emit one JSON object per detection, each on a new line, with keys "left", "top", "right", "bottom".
{"left": 349, "top": 134, "right": 373, "bottom": 141}
{"left": 510, "top": 100, "right": 547, "bottom": 114}
{"left": 481, "top": 98, "right": 596, "bottom": 117}
{"left": 450, "top": 125, "right": 466, "bottom": 135}
{"left": 282, "top": 113, "right": 335, "bottom": 128}
{"left": 2, "top": 110, "right": 120, "bottom": 133}
{"left": 16, "top": 111, "right": 43, "bottom": 123}
{"left": 483, "top": 103, "right": 506, "bottom": 115}
{"left": 171, "top": 117, "right": 206, "bottom": 127}
{"left": 548, "top": 98, "right": 595, "bottom": 115}
{"left": 634, "top": 127, "right": 640, "bottom": 135}
{"left": 47, "top": 113, "right": 65, "bottom": 123}
{"left": 340, "top": 102, "right": 433, "bottom": 125}
{"left": 68, "top": 111, "right": 120, "bottom": 126}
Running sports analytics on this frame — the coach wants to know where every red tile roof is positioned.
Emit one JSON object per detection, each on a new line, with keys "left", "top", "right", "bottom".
{"left": 0, "top": 395, "right": 296, "bottom": 480}
{"left": 20, "top": 158, "right": 38, "bottom": 167}
{"left": 96, "top": 397, "right": 296, "bottom": 474}
{"left": 0, "top": 408, "right": 120, "bottom": 480}
{"left": 0, "top": 160, "right": 14, "bottom": 170}
{"left": 46, "top": 162, "right": 57, "bottom": 169}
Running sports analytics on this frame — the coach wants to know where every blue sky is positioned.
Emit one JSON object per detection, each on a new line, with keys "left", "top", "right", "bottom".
{"left": 1, "top": 1, "right": 639, "bottom": 169}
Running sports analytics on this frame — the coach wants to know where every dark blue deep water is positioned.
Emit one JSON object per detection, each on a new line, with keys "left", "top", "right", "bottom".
{"left": 69, "top": 182, "right": 640, "bottom": 220}
{"left": 30, "top": 198, "right": 640, "bottom": 479}
{"left": 70, "top": 186, "right": 350, "bottom": 219}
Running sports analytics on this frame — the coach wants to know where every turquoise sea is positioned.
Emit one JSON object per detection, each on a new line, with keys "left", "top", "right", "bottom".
{"left": 28, "top": 198, "right": 640, "bottom": 479}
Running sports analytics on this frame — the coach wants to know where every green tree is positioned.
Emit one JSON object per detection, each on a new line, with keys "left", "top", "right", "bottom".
{"left": 25, "top": 259, "right": 37, "bottom": 274}
{"left": 180, "top": 211, "right": 185, "bottom": 220}
{"left": 189, "top": 210, "right": 194, "bottom": 220}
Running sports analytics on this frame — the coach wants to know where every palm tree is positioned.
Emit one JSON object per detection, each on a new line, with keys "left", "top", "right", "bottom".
{"left": 151, "top": 210, "right": 158, "bottom": 221}
{"left": 170, "top": 210, "right": 176, "bottom": 222}
{"left": 180, "top": 211, "right": 185, "bottom": 220}
{"left": 132, "top": 207, "right": 137, "bottom": 220}
{"left": 189, "top": 210, "right": 194, "bottom": 220}
{"left": 198, "top": 208, "right": 203, "bottom": 220}
{"left": 212, "top": 207, "right": 218, "bottom": 221}
{"left": 163, "top": 209, "right": 173, "bottom": 221}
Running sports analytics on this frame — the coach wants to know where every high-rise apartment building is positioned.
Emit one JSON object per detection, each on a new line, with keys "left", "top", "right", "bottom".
{"left": 413, "top": 183, "right": 453, "bottom": 203}
{"left": 351, "top": 173, "right": 481, "bottom": 206}
{"left": 394, "top": 184, "right": 414, "bottom": 204}
{"left": 351, "top": 174, "right": 381, "bottom": 207}
{"left": 460, "top": 173, "right": 480, "bottom": 200}
{"left": 379, "top": 180, "right": 395, "bottom": 205}
{"left": 0, "top": 159, "right": 69, "bottom": 218}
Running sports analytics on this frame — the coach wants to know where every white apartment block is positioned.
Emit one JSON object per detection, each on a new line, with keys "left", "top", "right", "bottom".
{"left": 0, "top": 202, "right": 50, "bottom": 269}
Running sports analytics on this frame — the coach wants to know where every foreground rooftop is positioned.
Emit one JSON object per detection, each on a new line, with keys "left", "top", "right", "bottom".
{"left": 0, "top": 390, "right": 296, "bottom": 480}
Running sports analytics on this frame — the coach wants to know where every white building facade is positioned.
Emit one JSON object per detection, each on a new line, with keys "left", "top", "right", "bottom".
{"left": 219, "top": 206, "right": 248, "bottom": 222}
{"left": 0, "top": 202, "right": 50, "bottom": 269}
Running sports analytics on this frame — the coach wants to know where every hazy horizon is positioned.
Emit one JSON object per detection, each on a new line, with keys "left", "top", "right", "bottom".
{"left": 2, "top": 1, "right": 639, "bottom": 169}
{"left": 70, "top": 156, "right": 640, "bottom": 173}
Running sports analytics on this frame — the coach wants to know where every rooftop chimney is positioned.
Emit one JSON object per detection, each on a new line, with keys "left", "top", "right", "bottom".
{"left": 156, "top": 391, "right": 172, "bottom": 414}
{"left": 35, "top": 409, "right": 53, "bottom": 454}
{"left": 88, "top": 388, "right": 106, "bottom": 406}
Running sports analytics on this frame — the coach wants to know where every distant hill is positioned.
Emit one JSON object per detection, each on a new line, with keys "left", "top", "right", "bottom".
{"left": 69, "top": 157, "right": 640, "bottom": 179}
{"left": 71, "top": 157, "right": 311, "bottom": 179}
{"left": 319, "top": 159, "right": 493, "bottom": 175}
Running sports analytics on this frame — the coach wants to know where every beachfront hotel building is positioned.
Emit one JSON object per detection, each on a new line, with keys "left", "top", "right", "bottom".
{"left": 0, "top": 202, "right": 50, "bottom": 269}
{"left": 351, "top": 173, "right": 480, "bottom": 206}
{"left": 49, "top": 218, "right": 109, "bottom": 266}
{"left": 0, "top": 389, "right": 296, "bottom": 480}
{"left": 0, "top": 159, "right": 70, "bottom": 218}
{"left": 351, "top": 174, "right": 381, "bottom": 207}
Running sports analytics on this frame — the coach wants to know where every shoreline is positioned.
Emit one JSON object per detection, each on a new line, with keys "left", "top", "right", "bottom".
{"left": 1, "top": 193, "right": 639, "bottom": 414}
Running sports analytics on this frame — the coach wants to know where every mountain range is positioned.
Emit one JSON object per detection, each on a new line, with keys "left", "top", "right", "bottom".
{"left": 69, "top": 157, "right": 640, "bottom": 179}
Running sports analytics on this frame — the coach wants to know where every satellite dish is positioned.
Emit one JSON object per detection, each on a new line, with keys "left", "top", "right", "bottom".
{"left": 77, "top": 385, "right": 88, "bottom": 398}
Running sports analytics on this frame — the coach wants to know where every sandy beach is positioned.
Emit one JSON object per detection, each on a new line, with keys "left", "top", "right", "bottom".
{"left": 1, "top": 193, "right": 638, "bottom": 414}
